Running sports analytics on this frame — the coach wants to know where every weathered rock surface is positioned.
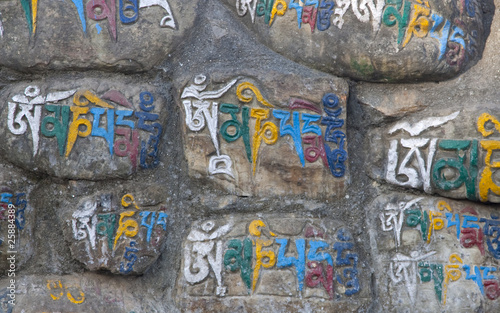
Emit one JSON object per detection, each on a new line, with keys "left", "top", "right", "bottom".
{"left": 178, "top": 69, "right": 349, "bottom": 199}
{"left": 220, "top": 0, "right": 488, "bottom": 82}
{"left": 0, "top": 0, "right": 499, "bottom": 312}
{"left": 368, "top": 193, "right": 500, "bottom": 312}
{"left": 0, "top": 76, "right": 167, "bottom": 180}
{"left": 0, "top": 1, "right": 198, "bottom": 72}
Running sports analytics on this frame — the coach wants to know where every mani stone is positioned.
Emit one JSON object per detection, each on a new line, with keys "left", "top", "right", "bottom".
{"left": 0, "top": 77, "right": 166, "bottom": 180}
{"left": 368, "top": 193, "right": 500, "bottom": 313}
{"left": 62, "top": 193, "right": 168, "bottom": 275}
{"left": 221, "top": 0, "right": 485, "bottom": 82}
{"left": 179, "top": 71, "right": 348, "bottom": 199}
{"left": 178, "top": 216, "right": 368, "bottom": 312}
{"left": 0, "top": 1, "right": 197, "bottom": 72}
{"left": 377, "top": 108, "right": 500, "bottom": 203}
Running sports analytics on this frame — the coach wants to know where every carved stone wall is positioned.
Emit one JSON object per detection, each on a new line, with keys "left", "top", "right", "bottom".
{"left": 0, "top": 0, "right": 497, "bottom": 312}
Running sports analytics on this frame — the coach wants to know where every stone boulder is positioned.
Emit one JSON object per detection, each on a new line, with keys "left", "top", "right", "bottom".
{"left": 0, "top": 76, "right": 167, "bottom": 180}
{"left": 61, "top": 192, "right": 169, "bottom": 275}
{"left": 220, "top": 0, "right": 486, "bottom": 82}
{"left": 368, "top": 193, "right": 500, "bottom": 312}
{"left": 0, "top": 0, "right": 198, "bottom": 72}
{"left": 178, "top": 216, "right": 369, "bottom": 311}
{"left": 368, "top": 106, "right": 500, "bottom": 203}
{"left": 178, "top": 69, "right": 349, "bottom": 199}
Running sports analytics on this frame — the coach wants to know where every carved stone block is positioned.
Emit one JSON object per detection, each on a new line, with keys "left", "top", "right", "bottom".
{"left": 179, "top": 72, "right": 349, "bottom": 198}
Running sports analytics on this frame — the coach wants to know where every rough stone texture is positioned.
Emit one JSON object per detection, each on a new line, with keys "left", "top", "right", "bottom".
{"left": 220, "top": 0, "right": 489, "bottom": 82}
{"left": 0, "top": 1, "right": 198, "bottom": 72}
{"left": 0, "top": 75, "right": 167, "bottom": 180}
{"left": 0, "top": 0, "right": 499, "bottom": 312}
{"left": 179, "top": 70, "right": 349, "bottom": 198}
{"left": 177, "top": 216, "right": 370, "bottom": 312}
{"left": 368, "top": 193, "right": 500, "bottom": 312}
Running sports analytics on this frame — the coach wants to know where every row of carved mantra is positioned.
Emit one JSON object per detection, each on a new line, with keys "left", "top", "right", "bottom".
{"left": 381, "top": 199, "right": 500, "bottom": 255}
{"left": 181, "top": 76, "right": 346, "bottom": 178}
{"left": 7, "top": 86, "right": 162, "bottom": 170}
{"left": 184, "top": 220, "right": 359, "bottom": 298}
{"left": 236, "top": 0, "right": 478, "bottom": 66}
{"left": 4, "top": 193, "right": 359, "bottom": 299}
{"left": 4, "top": 0, "right": 477, "bottom": 69}
{"left": 389, "top": 251, "right": 500, "bottom": 304}
{"left": 387, "top": 113, "right": 500, "bottom": 202}
{"left": 383, "top": 199, "right": 500, "bottom": 304}
{"left": 8, "top": 203, "right": 500, "bottom": 306}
